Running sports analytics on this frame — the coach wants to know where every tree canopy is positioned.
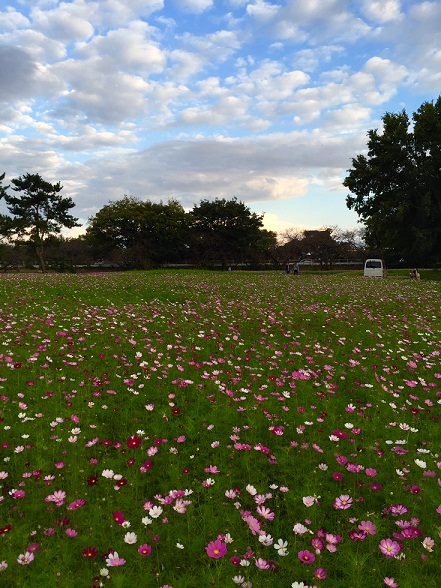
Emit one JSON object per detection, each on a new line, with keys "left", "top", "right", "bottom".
{"left": 86, "top": 196, "right": 277, "bottom": 269}
{"left": 344, "top": 96, "right": 441, "bottom": 265}
{"left": 0, "top": 173, "right": 79, "bottom": 272}
{"left": 189, "top": 197, "right": 276, "bottom": 270}
{"left": 86, "top": 196, "right": 189, "bottom": 268}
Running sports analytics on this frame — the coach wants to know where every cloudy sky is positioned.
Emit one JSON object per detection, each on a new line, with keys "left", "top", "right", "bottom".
{"left": 1, "top": 0, "right": 440, "bottom": 237}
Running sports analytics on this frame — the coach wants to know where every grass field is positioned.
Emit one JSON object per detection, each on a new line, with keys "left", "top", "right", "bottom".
{"left": 0, "top": 270, "right": 440, "bottom": 588}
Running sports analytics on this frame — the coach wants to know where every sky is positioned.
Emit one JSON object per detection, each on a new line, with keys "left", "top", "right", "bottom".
{"left": 1, "top": 0, "right": 440, "bottom": 238}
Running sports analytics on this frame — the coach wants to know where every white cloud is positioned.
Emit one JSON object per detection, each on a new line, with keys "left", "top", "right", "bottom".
{"left": 0, "top": 7, "right": 30, "bottom": 32}
{"left": 32, "top": 6, "right": 94, "bottom": 42}
{"left": 74, "top": 21, "right": 165, "bottom": 72}
{"left": 246, "top": 0, "right": 281, "bottom": 22}
{"left": 275, "top": 0, "right": 371, "bottom": 42}
{"left": 361, "top": 0, "right": 402, "bottom": 24}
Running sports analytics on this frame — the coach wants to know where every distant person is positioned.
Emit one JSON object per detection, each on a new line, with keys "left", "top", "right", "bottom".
{"left": 293, "top": 262, "right": 299, "bottom": 276}
{"left": 410, "top": 268, "right": 420, "bottom": 281}
{"left": 285, "top": 263, "right": 290, "bottom": 274}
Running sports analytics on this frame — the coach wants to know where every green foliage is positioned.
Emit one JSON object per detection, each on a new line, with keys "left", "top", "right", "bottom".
{"left": 190, "top": 197, "right": 276, "bottom": 269}
{"left": 86, "top": 196, "right": 277, "bottom": 269}
{"left": 86, "top": 196, "right": 189, "bottom": 268}
{"left": 344, "top": 95, "right": 441, "bottom": 266}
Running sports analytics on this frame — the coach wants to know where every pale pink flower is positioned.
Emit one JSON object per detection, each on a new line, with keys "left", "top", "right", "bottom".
{"left": 255, "top": 557, "right": 270, "bottom": 569}
{"left": 333, "top": 494, "right": 352, "bottom": 510}
{"left": 245, "top": 514, "right": 261, "bottom": 535}
{"left": 302, "top": 496, "right": 315, "bottom": 507}
{"left": 17, "top": 552, "right": 34, "bottom": 565}
{"left": 256, "top": 506, "right": 275, "bottom": 520}
{"left": 106, "top": 552, "right": 126, "bottom": 566}
{"left": 422, "top": 537, "right": 434, "bottom": 552}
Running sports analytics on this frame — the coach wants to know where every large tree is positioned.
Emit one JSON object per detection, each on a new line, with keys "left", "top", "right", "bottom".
{"left": 189, "top": 197, "right": 275, "bottom": 269}
{"left": 86, "top": 196, "right": 189, "bottom": 268}
{"left": 0, "top": 173, "right": 80, "bottom": 272}
{"left": 344, "top": 96, "right": 441, "bottom": 265}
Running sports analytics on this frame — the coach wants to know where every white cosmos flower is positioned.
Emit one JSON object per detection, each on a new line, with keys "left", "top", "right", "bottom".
{"left": 149, "top": 505, "right": 163, "bottom": 518}
{"left": 274, "top": 539, "right": 288, "bottom": 555}
{"left": 124, "top": 532, "right": 137, "bottom": 544}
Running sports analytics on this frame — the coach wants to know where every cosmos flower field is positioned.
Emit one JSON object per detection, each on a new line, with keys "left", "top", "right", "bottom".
{"left": 1, "top": 270, "right": 440, "bottom": 588}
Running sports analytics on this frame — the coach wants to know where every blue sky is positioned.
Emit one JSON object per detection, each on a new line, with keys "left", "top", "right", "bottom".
{"left": 1, "top": 0, "right": 440, "bottom": 237}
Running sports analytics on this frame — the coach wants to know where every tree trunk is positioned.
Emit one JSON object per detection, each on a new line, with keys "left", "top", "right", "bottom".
{"left": 36, "top": 246, "right": 46, "bottom": 273}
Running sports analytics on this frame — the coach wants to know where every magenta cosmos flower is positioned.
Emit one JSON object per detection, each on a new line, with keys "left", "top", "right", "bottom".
{"left": 112, "top": 511, "right": 125, "bottom": 525}
{"left": 379, "top": 538, "right": 401, "bottom": 558}
{"left": 138, "top": 544, "right": 152, "bottom": 556}
{"left": 298, "top": 550, "right": 315, "bottom": 564}
{"left": 205, "top": 539, "right": 227, "bottom": 559}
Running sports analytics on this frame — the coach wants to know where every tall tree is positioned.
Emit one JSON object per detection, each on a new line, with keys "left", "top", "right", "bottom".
{"left": 189, "top": 197, "right": 274, "bottom": 269}
{"left": 0, "top": 173, "right": 79, "bottom": 272}
{"left": 344, "top": 96, "right": 441, "bottom": 265}
{"left": 86, "top": 196, "right": 189, "bottom": 268}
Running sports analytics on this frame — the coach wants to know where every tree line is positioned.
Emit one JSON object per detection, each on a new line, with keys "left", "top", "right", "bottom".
{"left": 0, "top": 176, "right": 361, "bottom": 272}
{"left": 1, "top": 95, "right": 440, "bottom": 272}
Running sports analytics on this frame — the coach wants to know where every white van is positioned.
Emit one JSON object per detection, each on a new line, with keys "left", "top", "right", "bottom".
{"left": 364, "top": 259, "right": 386, "bottom": 277}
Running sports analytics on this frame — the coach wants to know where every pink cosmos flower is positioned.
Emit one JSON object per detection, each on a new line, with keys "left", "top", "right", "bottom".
{"left": 422, "top": 537, "right": 434, "bottom": 552}
{"left": 365, "top": 468, "right": 377, "bottom": 477}
{"left": 255, "top": 558, "right": 270, "bottom": 569}
{"left": 302, "top": 496, "right": 315, "bottom": 507}
{"left": 314, "top": 567, "right": 327, "bottom": 580}
{"left": 298, "top": 550, "right": 315, "bottom": 564}
{"left": 311, "top": 537, "right": 324, "bottom": 552}
{"left": 245, "top": 515, "right": 261, "bottom": 535}
{"left": 17, "top": 552, "right": 34, "bottom": 565}
{"left": 45, "top": 490, "right": 66, "bottom": 506}
{"left": 204, "top": 465, "right": 220, "bottom": 474}
{"left": 256, "top": 506, "right": 275, "bottom": 520}
{"left": 384, "top": 578, "right": 398, "bottom": 588}
{"left": 379, "top": 538, "right": 401, "bottom": 558}
{"left": 106, "top": 552, "right": 126, "bottom": 566}
{"left": 205, "top": 539, "right": 227, "bottom": 559}
{"left": 358, "top": 521, "right": 377, "bottom": 535}
{"left": 333, "top": 494, "right": 352, "bottom": 510}
{"left": 389, "top": 504, "right": 408, "bottom": 516}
